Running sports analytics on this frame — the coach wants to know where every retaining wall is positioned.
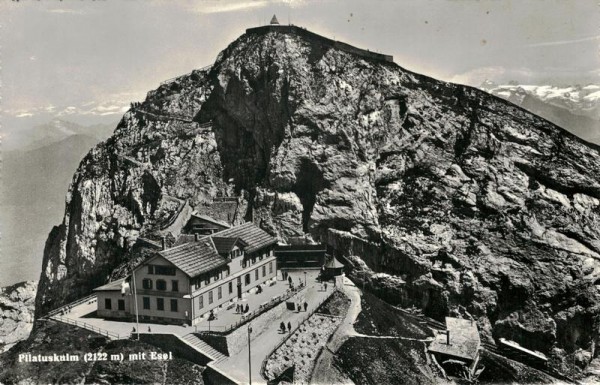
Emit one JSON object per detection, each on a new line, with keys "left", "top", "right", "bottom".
{"left": 138, "top": 333, "right": 211, "bottom": 366}
{"left": 203, "top": 365, "right": 242, "bottom": 385}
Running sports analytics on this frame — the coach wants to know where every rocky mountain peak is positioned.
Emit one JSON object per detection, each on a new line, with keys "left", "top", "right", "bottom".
{"left": 34, "top": 24, "right": 600, "bottom": 372}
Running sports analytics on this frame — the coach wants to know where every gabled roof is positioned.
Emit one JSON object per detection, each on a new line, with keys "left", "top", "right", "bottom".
{"left": 212, "top": 237, "right": 248, "bottom": 254}
{"left": 158, "top": 239, "right": 227, "bottom": 278}
{"left": 211, "top": 222, "right": 277, "bottom": 254}
{"left": 325, "top": 256, "right": 344, "bottom": 269}
{"left": 94, "top": 278, "right": 127, "bottom": 292}
{"left": 190, "top": 213, "right": 231, "bottom": 229}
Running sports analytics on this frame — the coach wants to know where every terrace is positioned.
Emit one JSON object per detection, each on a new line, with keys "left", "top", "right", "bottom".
{"left": 48, "top": 270, "right": 321, "bottom": 338}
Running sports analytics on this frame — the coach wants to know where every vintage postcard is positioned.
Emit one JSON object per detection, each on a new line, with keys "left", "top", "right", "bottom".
{"left": 1, "top": 1, "right": 599, "bottom": 384}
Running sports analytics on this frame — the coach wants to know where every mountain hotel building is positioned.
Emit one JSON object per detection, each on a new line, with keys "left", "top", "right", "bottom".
{"left": 94, "top": 222, "right": 278, "bottom": 325}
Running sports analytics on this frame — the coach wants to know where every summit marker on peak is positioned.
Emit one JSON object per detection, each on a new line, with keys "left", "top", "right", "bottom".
{"left": 270, "top": 14, "right": 280, "bottom": 25}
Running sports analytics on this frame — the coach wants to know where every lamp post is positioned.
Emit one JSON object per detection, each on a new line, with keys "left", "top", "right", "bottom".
{"left": 304, "top": 271, "right": 307, "bottom": 287}
{"left": 248, "top": 324, "right": 253, "bottom": 385}
{"left": 131, "top": 266, "right": 140, "bottom": 340}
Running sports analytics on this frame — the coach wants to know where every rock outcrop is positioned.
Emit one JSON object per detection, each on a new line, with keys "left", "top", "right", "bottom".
{"left": 35, "top": 25, "right": 600, "bottom": 373}
{"left": 0, "top": 281, "right": 37, "bottom": 353}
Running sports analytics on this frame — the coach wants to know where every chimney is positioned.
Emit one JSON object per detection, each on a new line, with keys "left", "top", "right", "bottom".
{"left": 195, "top": 233, "right": 200, "bottom": 242}
{"left": 161, "top": 237, "right": 167, "bottom": 250}
{"left": 446, "top": 330, "right": 451, "bottom": 345}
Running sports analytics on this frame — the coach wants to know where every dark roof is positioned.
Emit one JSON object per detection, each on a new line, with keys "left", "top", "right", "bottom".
{"left": 325, "top": 256, "right": 344, "bottom": 269}
{"left": 94, "top": 278, "right": 126, "bottom": 292}
{"left": 136, "top": 237, "right": 162, "bottom": 249}
{"left": 212, "top": 237, "right": 247, "bottom": 254}
{"left": 211, "top": 222, "right": 277, "bottom": 253}
{"left": 158, "top": 239, "right": 227, "bottom": 278}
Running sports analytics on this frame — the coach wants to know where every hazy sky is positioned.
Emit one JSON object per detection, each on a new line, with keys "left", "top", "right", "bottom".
{"left": 1, "top": 0, "right": 599, "bottom": 126}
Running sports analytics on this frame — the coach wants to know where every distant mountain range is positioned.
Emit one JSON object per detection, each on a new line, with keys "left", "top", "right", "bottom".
{"left": 480, "top": 81, "right": 600, "bottom": 144}
{"left": 0, "top": 119, "right": 117, "bottom": 286}
{"left": 2, "top": 118, "right": 116, "bottom": 152}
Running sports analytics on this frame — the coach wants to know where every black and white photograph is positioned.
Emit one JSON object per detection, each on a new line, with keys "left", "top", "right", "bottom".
{"left": 1, "top": 1, "right": 599, "bottom": 384}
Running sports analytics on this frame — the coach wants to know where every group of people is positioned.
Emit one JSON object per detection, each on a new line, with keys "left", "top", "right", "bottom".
{"left": 60, "top": 305, "right": 74, "bottom": 315}
{"left": 297, "top": 301, "right": 308, "bottom": 312}
{"left": 279, "top": 321, "right": 293, "bottom": 333}
{"left": 286, "top": 275, "right": 305, "bottom": 290}
{"left": 236, "top": 303, "right": 250, "bottom": 314}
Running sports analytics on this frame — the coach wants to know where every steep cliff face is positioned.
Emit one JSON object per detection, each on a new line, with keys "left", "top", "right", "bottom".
{"left": 0, "top": 281, "right": 37, "bottom": 353}
{"left": 36, "top": 26, "right": 600, "bottom": 365}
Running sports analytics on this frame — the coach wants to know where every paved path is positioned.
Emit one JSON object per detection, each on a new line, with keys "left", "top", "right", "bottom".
{"left": 309, "top": 276, "right": 362, "bottom": 385}
{"left": 210, "top": 272, "right": 334, "bottom": 385}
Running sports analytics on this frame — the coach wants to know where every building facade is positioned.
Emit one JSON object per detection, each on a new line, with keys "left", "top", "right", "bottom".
{"left": 94, "top": 222, "right": 278, "bottom": 325}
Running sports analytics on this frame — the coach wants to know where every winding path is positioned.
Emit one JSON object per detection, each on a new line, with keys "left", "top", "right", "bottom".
{"left": 309, "top": 277, "right": 362, "bottom": 385}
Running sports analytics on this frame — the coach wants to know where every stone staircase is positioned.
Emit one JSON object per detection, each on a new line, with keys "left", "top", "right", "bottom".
{"left": 181, "top": 333, "right": 228, "bottom": 364}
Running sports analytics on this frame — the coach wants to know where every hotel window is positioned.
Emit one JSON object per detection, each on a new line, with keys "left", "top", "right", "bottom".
{"left": 105, "top": 298, "right": 112, "bottom": 310}
{"left": 172, "top": 280, "right": 179, "bottom": 292}
{"left": 259, "top": 252, "right": 264, "bottom": 261}
{"left": 157, "top": 298, "right": 164, "bottom": 311}
{"left": 269, "top": 262, "right": 273, "bottom": 274}
{"left": 118, "top": 299, "right": 125, "bottom": 311}
{"left": 204, "top": 274, "right": 210, "bottom": 286}
{"left": 251, "top": 256, "right": 256, "bottom": 264}
{"left": 142, "top": 279, "right": 153, "bottom": 290}
{"left": 147, "top": 265, "right": 154, "bottom": 275}
{"left": 228, "top": 281, "right": 233, "bottom": 294}
{"left": 156, "top": 279, "right": 167, "bottom": 291}
{"left": 208, "top": 290, "right": 213, "bottom": 304}
{"left": 218, "top": 286, "right": 222, "bottom": 300}
{"left": 255, "top": 269, "right": 259, "bottom": 281}
{"left": 242, "top": 259, "right": 247, "bottom": 268}
{"left": 194, "top": 278, "right": 201, "bottom": 290}
{"left": 213, "top": 271, "right": 220, "bottom": 282}
{"left": 143, "top": 297, "right": 150, "bottom": 310}
{"left": 245, "top": 274, "right": 251, "bottom": 286}
{"left": 262, "top": 265, "right": 266, "bottom": 277}
{"left": 170, "top": 299, "right": 178, "bottom": 312}
{"left": 199, "top": 295, "right": 204, "bottom": 309}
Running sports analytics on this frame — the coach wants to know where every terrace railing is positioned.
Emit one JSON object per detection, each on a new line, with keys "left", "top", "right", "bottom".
{"left": 43, "top": 293, "right": 97, "bottom": 319}
{"left": 51, "top": 314, "right": 122, "bottom": 340}
{"left": 194, "top": 285, "right": 308, "bottom": 335}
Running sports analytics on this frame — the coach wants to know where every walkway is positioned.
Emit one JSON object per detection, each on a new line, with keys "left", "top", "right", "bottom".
{"left": 210, "top": 271, "right": 334, "bottom": 384}
{"left": 310, "top": 276, "right": 362, "bottom": 385}
{"left": 192, "top": 276, "right": 298, "bottom": 332}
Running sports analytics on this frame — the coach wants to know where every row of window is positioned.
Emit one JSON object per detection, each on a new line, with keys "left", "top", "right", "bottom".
{"left": 105, "top": 298, "right": 126, "bottom": 311}
{"left": 142, "top": 279, "right": 178, "bottom": 292}
{"left": 240, "top": 251, "right": 269, "bottom": 268}
{"left": 197, "top": 262, "right": 273, "bottom": 309}
{"left": 142, "top": 297, "right": 178, "bottom": 312}
{"left": 192, "top": 267, "right": 231, "bottom": 290}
